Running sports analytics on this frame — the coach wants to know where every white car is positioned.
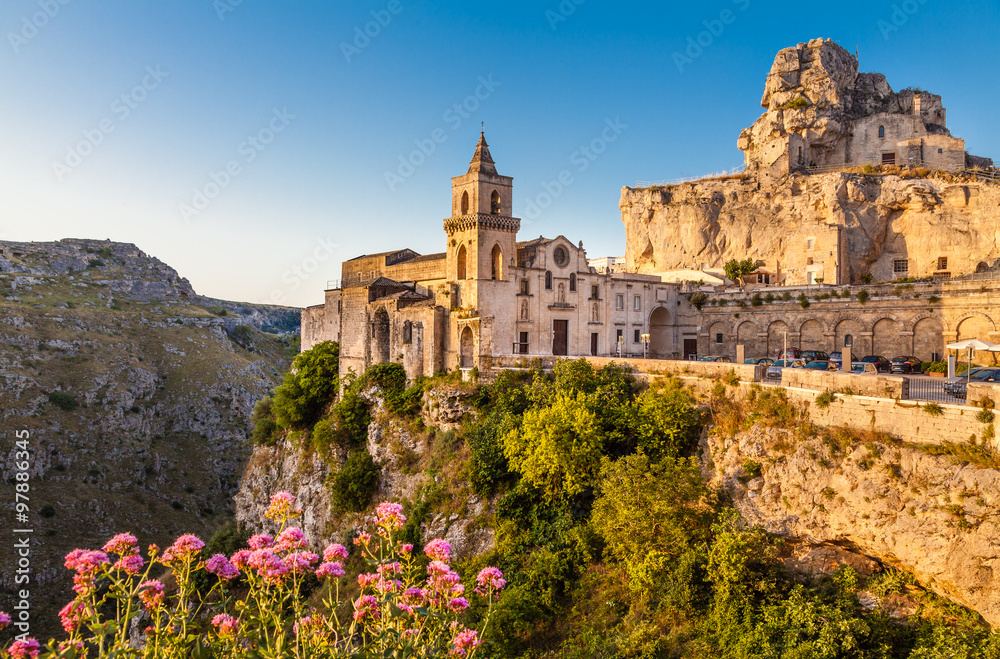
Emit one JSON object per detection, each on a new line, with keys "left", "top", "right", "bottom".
{"left": 849, "top": 362, "right": 878, "bottom": 375}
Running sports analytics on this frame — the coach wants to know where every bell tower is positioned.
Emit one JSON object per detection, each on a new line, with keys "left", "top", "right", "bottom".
{"left": 445, "top": 132, "right": 519, "bottom": 286}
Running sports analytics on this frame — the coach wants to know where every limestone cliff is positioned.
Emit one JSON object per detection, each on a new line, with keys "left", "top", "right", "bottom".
{"left": 620, "top": 172, "right": 1000, "bottom": 283}
{"left": 706, "top": 424, "right": 1000, "bottom": 627}
{"left": 621, "top": 38, "right": 1000, "bottom": 283}
{"left": 233, "top": 384, "right": 494, "bottom": 559}
{"left": 0, "top": 239, "right": 297, "bottom": 639}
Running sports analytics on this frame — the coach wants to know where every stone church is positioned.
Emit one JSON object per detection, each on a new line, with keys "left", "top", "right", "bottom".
{"left": 301, "top": 133, "right": 690, "bottom": 379}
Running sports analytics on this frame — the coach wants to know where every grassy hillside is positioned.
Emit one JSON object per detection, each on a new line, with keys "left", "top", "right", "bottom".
{"left": 0, "top": 239, "right": 297, "bottom": 640}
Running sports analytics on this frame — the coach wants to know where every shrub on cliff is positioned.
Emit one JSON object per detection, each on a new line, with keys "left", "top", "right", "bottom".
{"left": 328, "top": 449, "right": 379, "bottom": 512}
{"left": 272, "top": 341, "right": 340, "bottom": 428}
{"left": 250, "top": 396, "right": 277, "bottom": 446}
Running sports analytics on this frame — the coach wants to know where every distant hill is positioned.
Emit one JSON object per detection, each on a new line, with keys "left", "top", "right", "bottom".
{"left": 0, "top": 239, "right": 298, "bottom": 640}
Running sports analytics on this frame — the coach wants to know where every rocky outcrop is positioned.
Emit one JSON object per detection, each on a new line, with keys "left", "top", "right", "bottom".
{"left": 233, "top": 384, "right": 493, "bottom": 557}
{"left": 706, "top": 424, "right": 1000, "bottom": 627}
{"left": 620, "top": 172, "right": 1000, "bottom": 283}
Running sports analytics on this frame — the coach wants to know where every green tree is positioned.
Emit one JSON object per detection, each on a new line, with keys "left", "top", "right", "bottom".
{"left": 724, "top": 257, "right": 758, "bottom": 288}
{"left": 271, "top": 341, "right": 340, "bottom": 428}
{"left": 503, "top": 393, "right": 603, "bottom": 500}
{"left": 634, "top": 383, "right": 702, "bottom": 460}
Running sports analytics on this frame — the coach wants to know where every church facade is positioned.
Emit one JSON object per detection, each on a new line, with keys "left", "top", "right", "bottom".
{"left": 301, "top": 134, "right": 694, "bottom": 379}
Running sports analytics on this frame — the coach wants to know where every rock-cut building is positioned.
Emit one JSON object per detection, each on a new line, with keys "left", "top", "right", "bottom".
{"left": 301, "top": 133, "right": 690, "bottom": 379}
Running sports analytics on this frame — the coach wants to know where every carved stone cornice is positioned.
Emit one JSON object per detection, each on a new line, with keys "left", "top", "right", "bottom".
{"left": 443, "top": 214, "right": 521, "bottom": 236}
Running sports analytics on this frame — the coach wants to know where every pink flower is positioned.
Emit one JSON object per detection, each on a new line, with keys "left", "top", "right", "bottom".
{"left": 64, "top": 549, "right": 109, "bottom": 575}
{"left": 58, "top": 601, "right": 86, "bottom": 634}
{"left": 450, "top": 629, "right": 481, "bottom": 657}
{"left": 205, "top": 554, "right": 240, "bottom": 580}
{"left": 376, "top": 578, "right": 403, "bottom": 595}
{"left": 293, "top": 616, "right": 324, "bottom": 638}
{"left": 377, "top": 561, "right": 401, "bottom": 577}
{"left": 248, "top": 534, "right": 274, "bottom": 550}
{"left": 353, "top": 594, "right": 380, "bottom": 622}
{"left": 230, "top": 549, "right": 252, "bottom": 570}
{"left": 138, "top": 580, "right": 165, "bottom": 610}
{"left": 358, "top": 572, "right": 379, "bottom": 588}
{"left": 375, "top": 502, "right": 407, "bottom": 529}
{"left": 265, "top": 491, "right": 302, "bottom": 521}
{"left": 274, "top": 527, "right": 306, "bottom": 552}
{"left": 400, "top": 543, "right": 414, "bottom": 555}
{"left": 403, "top": 587, "right": 426, "bottom": 605}
{"left": 102, "top": 533, "right": 139, "bottom": 556}
{"left": 398, "top": 602, "right": 415, "bottom": 615}
{"left": 162, "top": 534, "right": 204, "bottom": 564}
{"left": 353, "top": 532, "right": 372, "bottom": 547}
{"left": 475, "top": 566, "right": 506, "bottom": 595}
{"left": 424, "top": 538, "right": 451, "bottom": 562}
{"left": 449, "top": 597, "right": 470, "bottom": 611}
{"left": 114, "top": 554, "right": 145, "bottom": 575}
{"left": 323, "top": 543, "right": 348, "bottom": 561}
{"left": 6, "top": 638, "right": 40, "bottom": 659}
{"left": 315, "top": 562, "right": 345, "bottom": 579}
{"left": 286, "top": 552, "right": 320, "bottom": 574}
{"left": 249, "top": 549, "right": 288, "bottom": 582}
{"left": 212, "top": 613, "right": 239, "bottom": 636}
{"left": 0, "top": 611, "right": 10, "bottom": 629}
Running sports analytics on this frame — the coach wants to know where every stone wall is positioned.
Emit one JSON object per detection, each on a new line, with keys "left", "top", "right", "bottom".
{"left": 691, "top": 278, "right": 1000, "bottom": 363}
{"left": 779, "top": 367, "right": 905, "bottom": 399}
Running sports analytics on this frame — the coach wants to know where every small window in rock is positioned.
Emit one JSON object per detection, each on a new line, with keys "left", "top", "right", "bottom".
{"left": 893, "top": 259, "right": 909, "bottom": 274}
{"left": 938, "top": 148, "right": 944, "bottom": 154}
{"left": 806, "top": 238, "right": 815, "bottom": 250}
{"left": 807, "top": 258, "right": 814, "bottom": 266}
{"left": 937, "top": 256, "right": 948, "bottom": 271}
{"left": 878, "top": 126, "right": 885, "bottom": 138}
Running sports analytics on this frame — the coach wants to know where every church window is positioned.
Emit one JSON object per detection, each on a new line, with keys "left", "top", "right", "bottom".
{"left": 716, "top": 333, "right": 724, "bottom": 345}
{"left": 545, "top": 271, "right": 552, "bottom": 290}
{"left": 520, "top": 279, "right": 529, "bottom": 295}
{"left": 616, "top": 294, "right": 624, "bottom": 310}
{"left": 491, "top": 244, "right": 503, "bottom": 280}
{"left": 878, "top": 126, "right": 885, "bottom": 138}
{"left": 403, "top": 321, "right": 412, "bottom": 343}
{"left": 491, "top": 190, "right": 501, "bottom": 214}
{"left": 553, "top": 246, "right": 569, "bottom": 267}
{"left": 634, "top": 329, "right": 641, "bottom": 343}
{"left": 633, "top": 295, "right": 641, "bottom": 311}
{"left": 461, "top": 191, "right": 470, "bottom": 215}
{"left": 457, "top": 245, "right": 467, "bottom": 280}
{"left": 591, "top": 285, "right": 599, "bottom": 299}
{"left": 569, "top": 273, "right": 577, "bottom": 292}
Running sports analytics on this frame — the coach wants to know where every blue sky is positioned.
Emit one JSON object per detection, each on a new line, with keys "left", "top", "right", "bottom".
{"left": 1, "top": 1, "right": 998, "bottom": 307}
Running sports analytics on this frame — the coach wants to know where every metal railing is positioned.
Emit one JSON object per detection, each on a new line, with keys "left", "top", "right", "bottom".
{"left": 904, "top": 376, "right": 958, "bottom": 403}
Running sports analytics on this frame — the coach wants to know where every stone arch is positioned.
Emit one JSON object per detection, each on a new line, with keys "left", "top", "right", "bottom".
{"left": 372, "top": 308, "right": 390, "bottom": 364}
{"left": 955, "top": 312, "right": 996, "bottom": 337}
{"left": 912, "top": 316, "right": 944, "bottom": 361}
{"left": 460, "top": 191, "right": 470, "bottom": 215}
{"left": 649, "top": 306, "right": 672, "bottom": 358}
{"left": 871, "top": 317, "right": 901, "bottom": 357}
{"left": 491, "top": 243, "right": 503, "bottom": 280}
{"left": 456, "top": 245, "right": 467, "bottom": 280}
{"left": 835, "top": 318, "right": 864, "bottom": 355}
{"left": 767, "top": 320, "right": 790, "bottom": 358}
{"left": 460, "top": 326, "right": 474, "bottom": 369}
{"left": 797, "top": 319, "right": 826, "bottom": 351}
{"left": 490, "top": 189, "right": 501, "bottom": 214}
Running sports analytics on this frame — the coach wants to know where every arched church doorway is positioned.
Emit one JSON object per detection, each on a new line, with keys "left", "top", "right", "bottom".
{"left": 649, "top": 307, "right": 672, "bottom": 358}
{"left": 460, "top": 327, "right": 474, "bottom": 369}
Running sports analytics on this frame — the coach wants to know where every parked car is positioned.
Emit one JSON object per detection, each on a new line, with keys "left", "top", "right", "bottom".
{"left": 890, "top": 356, "right": 923, "bottom": 374}
{"left": 699, "top": 355, "right": 732, "bottom": 363}
{"left": 829, "top": 351, "right": 844, "bottom": 367}
{"left": 801, "top": 350, "right": 830, "bottom": 363}
{"left": 778, "top": 348, "right": 803, "bottom": 360}
{"left": 944, "top": 367, "right": 1000, "bottom": 398}
{"left": 850, "top": 362, "right": 879, "bottom": 375}
{"left": 765, "top": 359, "right": 805, "bottom": 381}
{"left": 860, "top": 355, "right": 891, "bottom": 373}
{"left": 744, "top": 358, "right": 774, "bottom": 366}
{"left": 804, "top": 360, "right": 836, "bottom": 371}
